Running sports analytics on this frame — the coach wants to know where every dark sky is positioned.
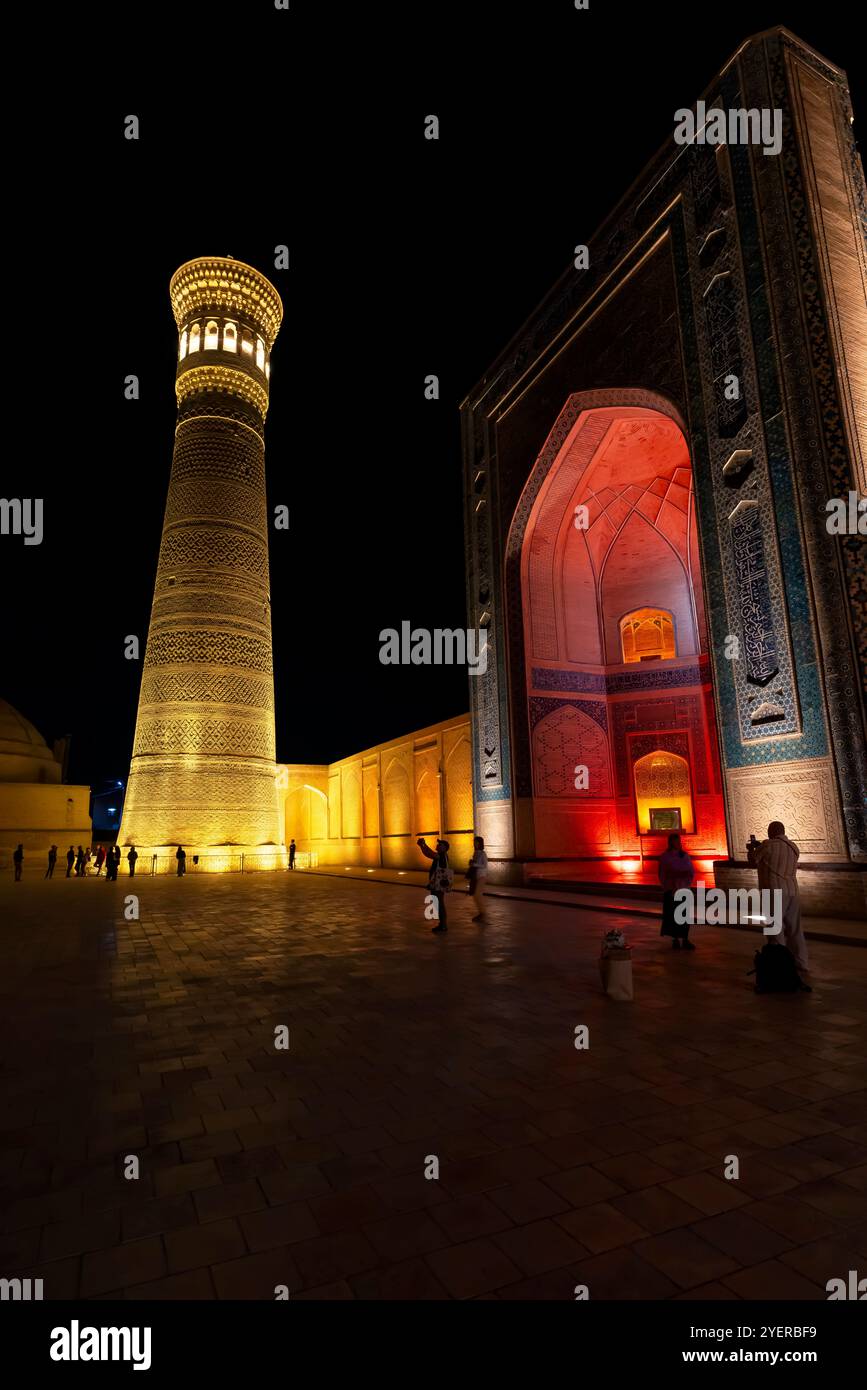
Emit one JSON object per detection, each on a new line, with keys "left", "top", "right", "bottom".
{"left": 4, "top": 2, "right": 860, "bottom": 789}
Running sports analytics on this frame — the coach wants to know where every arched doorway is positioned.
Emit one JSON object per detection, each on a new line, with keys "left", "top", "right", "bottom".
{"left": 506, "top": 392, "right": 727, "bottom": 874}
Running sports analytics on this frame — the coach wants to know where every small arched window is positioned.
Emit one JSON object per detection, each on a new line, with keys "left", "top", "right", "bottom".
{"left": 204, "top": 320, "right": 219, "bottom": 350}
{"left": 265, "top": 360, "right": 271, "bottom": 380}
{"left": 256, "top": 337, "right": 265, "bottom": 371}
{"left": 188, "top": 322, "right": 201, "bottom": 354}
{"left": 223, "top": 321, "right": 237, "bottom": 353}
{"left": 241, "top": 330, "right": 254, "bottom": 357}
{"left": 620, "top": 608, "right": 676, "bottom": 664}
{"left": 179, "top": 329, "right": 188, "bottom": 361}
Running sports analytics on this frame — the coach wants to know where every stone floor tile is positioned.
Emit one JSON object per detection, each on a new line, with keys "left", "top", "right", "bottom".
{"left": 662, "top": 1172, "right": 748, "bottom": 1216}
{"left": 493, "top": 1218, "right": 587, "bottom": 1277}
{"left": 556, "top": 1201, "right": 650, "bottom": 1254}
{"left": 612, "top": 1185, "right": 705, "bottom": 1234}
{"left": 633, "top": 1229, "right": 738, "bottom": 1289}
{"left": 425, "top": 1238, "right": 522, "bottom": 1299}
{"left": 80, "top": 1237, "right": 166, "bottom": 1297}
{"left": 211, "top": 1247, "right": 300, "bottom": 1300}
{"left": 721, "top": 1259, "right": 825, "bottom": 1301}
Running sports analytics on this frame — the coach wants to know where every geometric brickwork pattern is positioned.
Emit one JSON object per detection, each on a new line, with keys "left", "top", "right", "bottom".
{"left": 149, "top": 587, "right": 270, "bottom": 627}
{"left": 529, "top": 695, "right": 608, "bottom": 734}
{"left": 157, "top": 526, "right": 268, "bottom": 580}
{"left": 133, "top": 716, "right": 275, "bottom": 760}
{"left": 170, "top": 420, "right": 266, "bottom": 489}
{"left": 164, "top": 479, "right": 264, "bottom": 527}
{"left": 120, "top": 761, "right": 281, "bottom": 847}
{"left": 532, "top": 703, "right": 612, "bottom": 798}
{"left": 143, "top": 630, "right": 273, "bottom": 673}
{"left": 137, "top": 670, "right": 273, "bottom": 710}
{"left": 530, "top": 661, "right": 711, "bottom": 695}
{"left": 120, "top": 257, "right": 283, "bottom": 851}
{"left": 633, "top": 749, "right": 691, "bottom": 804}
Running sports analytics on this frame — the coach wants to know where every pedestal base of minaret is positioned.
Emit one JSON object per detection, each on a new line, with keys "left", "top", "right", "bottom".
{"left": 120, "top": 845, "right": 288, "bottom": 875}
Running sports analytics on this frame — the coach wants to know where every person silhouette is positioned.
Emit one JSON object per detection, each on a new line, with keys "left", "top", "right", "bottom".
{"left": 13, "top": 844, "right": 24, "bottom": 881}
{"left": 658, "top": 833, "right": 696, "bottom": 950}
{"left": 66, "top": 845, "right": 75, "bottom": 877}
{"left": 45, "top": 845, "right": 58, "bottom": 879}
{"left": 176, "top": 845, "right": 186, "bottom": 877}
{"left": 756, "top": 821, "right": 808, "bottom": 972}
{"left": 418, "top": 837, "right": 452, "bottom": 933}
{"left": 127, "top": 846, "right": 138, "bottom": 877}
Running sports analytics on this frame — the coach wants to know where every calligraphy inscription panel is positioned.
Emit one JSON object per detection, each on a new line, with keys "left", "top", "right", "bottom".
{"left": 729, "top": 500, "right": 779, "bottom": 686}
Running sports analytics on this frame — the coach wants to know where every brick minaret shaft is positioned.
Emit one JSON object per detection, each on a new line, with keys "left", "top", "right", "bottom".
{"left": 120, "top": 257, "right": 283, "bottom": 853}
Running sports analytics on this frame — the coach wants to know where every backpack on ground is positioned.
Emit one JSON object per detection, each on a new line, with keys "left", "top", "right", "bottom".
{"left": 749, "top": 942, "right": 811, "bottom": 993}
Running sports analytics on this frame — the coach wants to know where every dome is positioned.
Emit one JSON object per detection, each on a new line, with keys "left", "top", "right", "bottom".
{"left": 0, "top": 699, "right": 61, "bottom": 783}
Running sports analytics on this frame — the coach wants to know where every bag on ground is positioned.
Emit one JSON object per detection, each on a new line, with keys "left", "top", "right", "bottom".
{"left": 750, "top": 942, "right": 811, "bottom": 993}
{"left": 600, "top": 946, "right": 633, "bottom": 1001}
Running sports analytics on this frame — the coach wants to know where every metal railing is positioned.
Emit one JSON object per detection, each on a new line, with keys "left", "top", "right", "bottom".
{"left": 140, "top": 850, "right": 320, "bottom": 875}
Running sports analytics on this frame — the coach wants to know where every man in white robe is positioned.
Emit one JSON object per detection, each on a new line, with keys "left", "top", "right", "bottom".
{"left": 756, "top": 821, "right": 808, "bottom": 972}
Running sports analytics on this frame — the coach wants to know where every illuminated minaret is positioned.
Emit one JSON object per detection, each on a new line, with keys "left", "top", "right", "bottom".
{"left": 120, "top": 257, "right": 283, "bottom": 864}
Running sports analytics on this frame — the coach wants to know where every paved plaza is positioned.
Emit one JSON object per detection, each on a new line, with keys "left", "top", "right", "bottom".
{"left": 1, "top": 870, "right": 866, "bottom": 1300}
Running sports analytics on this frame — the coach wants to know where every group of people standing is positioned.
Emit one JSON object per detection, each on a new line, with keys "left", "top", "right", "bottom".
{"left": 418, "top": 834, "right": 489, "bottom": 933}
{"left": 658, "top": 821, "right": 808, "bottom": 971}
{"left": 11, "top": 843, "right": 140, "bottom": 879}
{"left": 414, "top": 821, "right": 808, "bottom": 972}
{"left": 67, "top": 843, "right": 131, "bottom": 879}
{"left": 13, "top": 821, "right": 811, "bottom": 977}
{"left": 12, "top": 843, "right": 190, "bottom": 878}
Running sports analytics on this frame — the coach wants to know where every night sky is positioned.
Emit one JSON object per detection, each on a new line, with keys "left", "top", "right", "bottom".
{"left": 3, "top": 3, "right": 860, "bottom": 792}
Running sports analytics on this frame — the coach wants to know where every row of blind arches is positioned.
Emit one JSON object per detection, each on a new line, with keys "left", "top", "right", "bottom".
{"left": 179, "top": 321, "right": 270, "bottom": 377}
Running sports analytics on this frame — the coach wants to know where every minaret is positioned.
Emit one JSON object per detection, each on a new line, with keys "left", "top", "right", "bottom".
{"left": 120, "top": 257, "right": 283, "bottom": 866}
